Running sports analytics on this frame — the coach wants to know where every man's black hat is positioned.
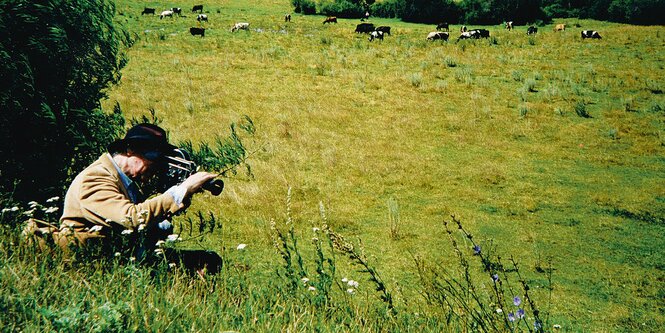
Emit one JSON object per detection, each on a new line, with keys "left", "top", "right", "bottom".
{"left": 107, "top": 123, "right": 177, "bottom": 159}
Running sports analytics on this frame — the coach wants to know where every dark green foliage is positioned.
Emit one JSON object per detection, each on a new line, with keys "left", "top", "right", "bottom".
{"left": 0, "top": 0, "right": 130, "bottom": 202}
{"left": 292, "top": 0, "right": 317, "bottom": 14}
{"left": 319, "top": 0, "right": 366, "bottom": 18}
{"left": 399, "top": 0, "right": 462, "bottom": 24}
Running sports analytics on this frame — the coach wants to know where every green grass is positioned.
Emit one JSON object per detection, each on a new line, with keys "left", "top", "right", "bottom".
{"left": 4, "top": 0, "right": 665, "bottom": 331}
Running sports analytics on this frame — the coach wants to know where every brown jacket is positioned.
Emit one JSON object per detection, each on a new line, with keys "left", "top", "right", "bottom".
{"left": 59, "top": 154, "right": 180, "bottom": 245}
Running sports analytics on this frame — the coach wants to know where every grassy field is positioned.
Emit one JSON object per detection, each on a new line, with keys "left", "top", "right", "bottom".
{"left": 3, "top": 0, "right": 664, "bottom": 331}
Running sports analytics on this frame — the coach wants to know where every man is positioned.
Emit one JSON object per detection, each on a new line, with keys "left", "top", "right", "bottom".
{"left": 58, "top": 123, "right": 220, "bottom": 272}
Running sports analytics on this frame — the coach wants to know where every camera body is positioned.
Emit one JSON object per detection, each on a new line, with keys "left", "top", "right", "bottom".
{"left": 163, "top": 148, "right": 224, "bottom": 196}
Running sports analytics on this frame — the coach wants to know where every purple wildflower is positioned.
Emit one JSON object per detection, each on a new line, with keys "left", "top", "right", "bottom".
{"left": 473, "top": 244, "right": 481, "bottom": 255}
{"left": 517, "top": 308, "right": 525, "bottom": 318}
{"left": 492, "top": 274, "right": 499, "bottom": 282}
{"left": 508, "top": 313, "right": 515, "bottom": 322}
{"left": 513, "top": 296, "right": 521, "bottom": 306}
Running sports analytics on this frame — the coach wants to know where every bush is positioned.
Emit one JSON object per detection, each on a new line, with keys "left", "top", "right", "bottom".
{"left": 319, "top": 0, "right": 365, "bottom": 18}
{"left": 292, "top": 0, "right": 317, "bottom": 14}
{"left": 0, "top": 0, "right": 129, "bottom": 202}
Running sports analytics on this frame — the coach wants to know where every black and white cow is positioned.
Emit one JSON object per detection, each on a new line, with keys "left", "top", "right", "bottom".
{"left": 460, "top": 25, "right": 468, "bottom": 33}
{"left": 190, "top": 27, "right": 205, "bottom": 37}
{"left": 368, "top": 30, "right": 384, "bottom": 42}
{"left": 192, "top": 5, "right": 203, "bottom": 13}
{"left": 197, "top": 14, "right": 208, "bottom": 22}
{"left": 527, "top": 26, "right": 538, "bottom": 35}
{"left": 581, "top": 30, "right": 602, "bottom": 39}
{"left": 171, "top": 7, "right": 182, "bottom": 16}
{"left": 505, "top": 21, "right": 513, "bottom": 30}
{"left": 141, "top": 7, "right": 155, "bottom": 15}
{"left": 285, "top": 14, "right": 291, "bottom": 22}
{"left": 375, "top": 26, "right": 391, "bottom": 35}
{"left": 469, "top": 28, "right": 490, "bottom": 38}
{"left": 355, "top": 23, "right": 375, "bottom": 34}
{"left": 427, "top": 31, "right": 449, "bottom": 41}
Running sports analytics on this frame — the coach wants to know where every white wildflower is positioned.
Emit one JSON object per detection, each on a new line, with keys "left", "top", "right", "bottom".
{"left": 166, "top": 234, "right": 181, "bottom": 242}
{"left": 23, "top": 209, "right": 35, "bottom": 216}
{"left": 342, "top": 277, "right": 348, "bottom": 283}
{"left": 496, "top": 308, "right": 503, "bottom": 314}
{"left": 346, "top": 288, "right": 355, "bottom": 295}
{"left": 347, "top": 280, "right": 359, "bottom": 288}
{"left": 169, "top": 263, "right": 177, "bottom": 268}
{"left": 90, "top": 225, "right": 103, "bottom": 232}
{"left": 237, "top": 243, "right": 247, "bottom": 250}
{"left": 312, "top": 227, "right": 320, "bottom": 232}
{"left": 154, "top": 248, "right": 164, "bottom": 255}
{"left": 301, "top": 277, "right": 310, "bottom": 284}
{"left": 46, "top": 196, "right": 59, "bottom": 203}
{"left": 308, "top": 286, "right": 316, "bottom": 291}
{"left": 11, "top": 206, "right": 19, "bottom": 212}
{"left": 44, "top": 207, "right": 59, "bottom": 214}
{"left": 155, "top": 240, "right": 165, "bottom": 247}
{"left": 129, "top": 257, "right": 136, "bottom": 262}
{"left": 114, "top": 252, "right": 121, "bottom": 257}
{"left": 121, "top": 229, "right": 133, "bottom": 235}
{"left": 28, "top": 201, "right": 38, "bottom": 207}
{"left": 1, "top": 208, "right": 10, "bottom": 213}
{"left": 137, "top": 224, "right": 146, "bottom": 231}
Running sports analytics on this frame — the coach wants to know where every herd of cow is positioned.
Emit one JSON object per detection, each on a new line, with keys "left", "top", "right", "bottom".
{"left": 140, "top": 6, "right": 603, "bottom": 41}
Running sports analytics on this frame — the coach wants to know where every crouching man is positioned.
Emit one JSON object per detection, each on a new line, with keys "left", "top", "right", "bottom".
{"left": 56, "top": 123, "right": 221, "bottom": 274}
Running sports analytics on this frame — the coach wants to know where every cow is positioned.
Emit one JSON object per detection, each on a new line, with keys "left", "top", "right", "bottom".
{"left": 436, "top": 22, "right": 449, "bottom": 31}
{"left": 141, "top": 7, "right": 155, "bottom": 15}
{"left": 505, "top": 21, "right": 513, "bottom": 31}
{"left": 581, "top": 30, "right": 602, "bottom": 39}
{"left": 469, "top": 29, "right": 490, "bottom": 38}
{"left": 231, "top": 22, "right": 250, "bottom": 32}
{"left": 368, "top": 30, "right": 384, "bottom": 42}
{"left": 427, "top": 31, "right": 449, "bottom": 41}
{"left": 527, "top": 26, "right": 538, "bottom": 35}
{"left": 285, "top": 14, "right": 291, "bottom": 22}
{"left": 554, "top": 24, "right": 566, "bottom": 31}
{"left": 171, "top": 7, "right": 182, "bottom": 16}
{"left": 159, "top": 10, "right": 174, "bottom": 19}
{"left": 323, "top": 16, "right": 337, "bottom": 24}
{"left": 460, "top": 25, "right": 468, "bottom": 33}
{"left": 375, "top": 26, "right": 391, "bottom": 35}
{"left": 192, "top": 5, "right": 203, "bottom": 13}
{"left": 355, "top": 23, "right": 375, "bottom": 34}
{"left": 190, "top": 27, "right": 205, "bottom": 37}
{"left": 196, "top": 14, "right": 208, "bottom": 22}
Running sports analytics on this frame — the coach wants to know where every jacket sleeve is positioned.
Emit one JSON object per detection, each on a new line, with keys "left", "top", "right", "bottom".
{"left": 77, "top": 166, "right": 181, "bottom": 229}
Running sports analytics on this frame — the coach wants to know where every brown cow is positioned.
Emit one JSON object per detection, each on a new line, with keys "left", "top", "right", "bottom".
{"left": 554, "top": 24, "right": 566, "bottom": 31}
{"left": 323, "top": 16, "right": 337, "bottom": 24}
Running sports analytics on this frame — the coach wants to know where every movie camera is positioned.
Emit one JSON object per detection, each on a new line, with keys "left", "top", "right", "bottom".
{"left": 163, "top": 148, "right": 224, "bottom": 196}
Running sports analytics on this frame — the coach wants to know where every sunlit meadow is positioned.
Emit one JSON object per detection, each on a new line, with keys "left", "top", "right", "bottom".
{"left": 1, "top": 0, "right": 664, "bottom": 331}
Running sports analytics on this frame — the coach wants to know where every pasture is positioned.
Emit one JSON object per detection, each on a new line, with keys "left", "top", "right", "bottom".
{"left": 4, "top": 0, "right": 664, "bottom": 331}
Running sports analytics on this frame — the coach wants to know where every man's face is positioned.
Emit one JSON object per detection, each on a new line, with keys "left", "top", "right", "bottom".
{"left": 126, "top": 151, "right": 159, "bottom": 182}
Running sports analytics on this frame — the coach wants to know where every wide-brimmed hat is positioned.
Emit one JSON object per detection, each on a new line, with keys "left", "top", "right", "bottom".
{"left": 107, "top": 123, "right": 177, "bottom": 160}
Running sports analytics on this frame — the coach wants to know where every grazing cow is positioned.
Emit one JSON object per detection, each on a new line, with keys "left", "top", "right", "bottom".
{"left": 190, "top": 27, "right": 205, "bottom": 37}
{"left": 427, "top": 31, "right": 449, "bottom": 41}
{"left": 460, "top": 25, "right": 468, "bottom": 33}
{"left": 505, "top": 21, "right": 513, "bottom": 31}
{"left": 368, "top": 30, "right": 384, "bottom": 42}
{"left": 171, "top": 7, "right": 182, "bottom": 16}
{"left": 192, "top": 5, "right": 203, "bottom": 13}
{"left": 470, "top": 28, "right": 490, "bottom": 38}
{"left": 436, "top": 22, "right": 449, "bottom": 31}
{"left": 581, "top": 30, "right": 602, "bottom": 39}
{"left": 457, "top": 31, "right": 474, "bottom": 41}
{"left": 285, "top": 14, "right": 291, "bottom": 22}
{"left": 141, "top": 7, "right": 155, "bottom": 15}
{"left": 375, "top": 26, "right": 391, "bottom": 35}
{"left": 159, "top": 10, "right": 174, "bottom": 19}
{"left": 323, "top": 16, "right": 337, "bottom": 24}
{"left": 554, "top": 24, "right": 566, "bottom": 31}
{"left": 231, "top": 22, "right": 250, "bottom": 32}
{"left": 196, "top": 14, "right": 208, "bottom": 22}
{"left": 355, "top": 23, "right": 375, "bottom": 34}
{"left": 527, "top": 26, "right": 538, "bottom": 35}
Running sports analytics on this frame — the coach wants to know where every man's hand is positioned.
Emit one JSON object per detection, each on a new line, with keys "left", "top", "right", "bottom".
{"left": 181, "top": 172, "right": 218, "bottom": 197}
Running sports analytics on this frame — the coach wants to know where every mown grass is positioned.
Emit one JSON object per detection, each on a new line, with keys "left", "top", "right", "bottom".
{"left": 4, "top": 0, "right": 665, "bottom": 331}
